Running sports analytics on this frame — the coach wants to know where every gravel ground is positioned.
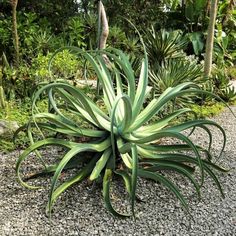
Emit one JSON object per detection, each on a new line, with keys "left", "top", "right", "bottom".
{"left": 0, "top": 107, "right": 236, "bottom": 236}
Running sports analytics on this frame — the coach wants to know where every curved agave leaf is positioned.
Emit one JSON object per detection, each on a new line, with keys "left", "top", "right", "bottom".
{"left": 110, "top": 95, "right": 133, "bottom": 170}
{"left": 203, "top": 165, "right": 225, "bottom": 197}
{"left": 47, "top": 155, "right": 100, "bottom": 214}
{"left": 193, "top": 125, "right": 213, "bottom": 153}
{"left": 16, "top": 138, "right": 78, "bottom": 189}
{"left": 129, "top": 82, "right": 200, "bottom": 131}
{"left": 132, "top": 58, "right": 148, "bottom": 120}
{"left": 126, "top": 131, "right": 204, "bottom": 184}
{"left": 164, "top": 119, "right": 226, "bottom": 158}
{"left": 144, "top": 154, "right": 227, "bottom": 197}
{"left": 103, "top": 168, "right": 130, "bottom": 217}
{"left": 135, "top": 108, "right": 194, "bottom": 134}
{"left": 138, "top": 169, "right": 189, "bottom": 213}
{"left": 14, "top": 120, "right": 47, "bottom": 168}
{"left": 115, "top": 170, "right": 132, "bottom": 197}
{"left": 117, "top": 137, "right": 132, "bottom": 154}
{"left": 120, "top": 153, "right": 133, "bottom": 169}
{"left": 142, "top": 160, "right": 201, "bottom": 198}
{"left": 99, "top": 48, "right": 136, "bottom": 102}
{"left": 131, "top": 145, "right": 138, "bottom": 216}
{"left": 84, "top": 53, "right": 115, "bottom": 112}
{"left": 137, "top": 143, "right": 210, "bottom": 153}
{"left": 32, "top": 82, "right": 110, "bottom": 130}
{"left": 33, "top": 113, "right": 106, "bottom": 137}
{"left": 55, "top": 88, "right": 111, "bottom": 131}
{"left": 111, "top": 95, "right": 133, "bottom": 134}
{"left": 48, "top": 138, "right": 111, "bottom": 214}
{"left": 90, "top": 148, "right": 112, "bottom": 181}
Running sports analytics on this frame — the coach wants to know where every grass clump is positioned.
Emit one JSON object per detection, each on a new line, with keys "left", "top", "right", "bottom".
{"left": 189, "top": 102, "right": 225, "bottom": 118}
{"left": 0, "top": 99, "right": 48, "bottom": 152}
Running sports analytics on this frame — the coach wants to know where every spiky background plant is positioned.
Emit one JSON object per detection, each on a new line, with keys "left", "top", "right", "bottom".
{"left": 145, "top": 27, "right": 187, "bottom": 67}
{"left": 149, "top": 58, "right": 204, "bottom": 107}
{"left": 16, "top": 45, "right": 228, "bottom": 218}
{"left": 150, "top": 59, "right": 203, "bottom": 94}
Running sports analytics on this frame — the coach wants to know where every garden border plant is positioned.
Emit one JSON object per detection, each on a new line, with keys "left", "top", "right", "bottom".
{"left": 15, "top": 38, "right": 231, "bottom": 218}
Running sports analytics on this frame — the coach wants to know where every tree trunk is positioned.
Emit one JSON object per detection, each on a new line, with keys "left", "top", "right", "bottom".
{"left": 204, "top": 0, "right": 218, "bottom": 77}
{"left": 0, "top": 65, "right": 6, "bottom": 109}
{"left": 10, "top": 0, "right": 20, "bottom": 68}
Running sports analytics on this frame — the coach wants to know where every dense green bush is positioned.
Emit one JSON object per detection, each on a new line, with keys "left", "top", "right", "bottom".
{"left": 0, "top": 13, "right": 12, "bottom": 55}
{"left": 0, "top": 0, "right": 79, "bottom": 32}
{"left": 60, "top": 17, "right": 86, "bottom": 48}
{"left": 0, "top": 11, "right": 86, "bottom": 61}
{"left": 0, "top": 12, "right": 52, "bottom": 60}
{"left": 31, "top": 51, "right": 80, "bottom": 80}
{"left": 1, "top": 50, "right": 82, "bottom": 100}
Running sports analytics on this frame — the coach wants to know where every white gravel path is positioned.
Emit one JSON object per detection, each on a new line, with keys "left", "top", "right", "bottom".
{"left": 0, "top": 107, "right": 236, "bottom": 236}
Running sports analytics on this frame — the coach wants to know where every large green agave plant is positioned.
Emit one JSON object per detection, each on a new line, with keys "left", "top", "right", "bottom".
{"left": 16, "top": 46, "right": 228, "bottom": 218}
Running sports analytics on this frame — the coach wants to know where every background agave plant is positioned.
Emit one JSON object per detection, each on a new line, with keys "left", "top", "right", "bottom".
{"left": 144, "top": 26, "right": 206, "bottom": 108}
{"left": 149, "top": 58, "right": 204, "bottom": 107}
{"left": 211, "top": 68, "right": 236, "bottom": 102}
{"left": 16, "top": 46, "right": 228, "bottom": 218}
{"left": 145, "top": 27, "right": 187, "bottom": 67}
